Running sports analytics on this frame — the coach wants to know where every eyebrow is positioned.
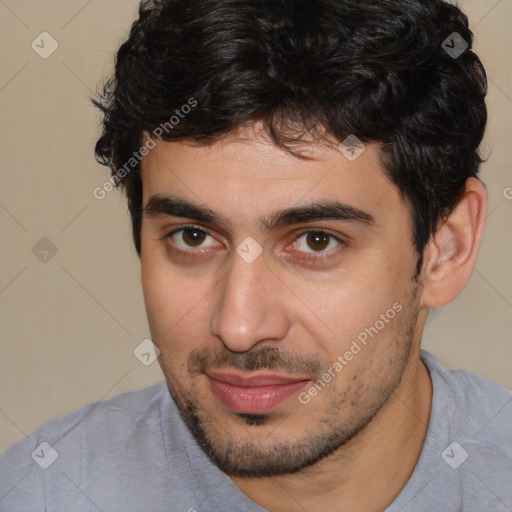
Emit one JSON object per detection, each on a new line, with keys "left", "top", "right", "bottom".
{"left": 143, "top": 195, "right": 376, "bottom": 232}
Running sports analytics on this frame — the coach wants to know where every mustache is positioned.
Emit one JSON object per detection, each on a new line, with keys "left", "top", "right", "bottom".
{"left": 187, "top": 345, "right": 325, "bottom": 377}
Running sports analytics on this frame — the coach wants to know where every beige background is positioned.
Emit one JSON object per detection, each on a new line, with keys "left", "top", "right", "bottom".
{"left": 0, "top": 0, "right": 511, "bottom": 453}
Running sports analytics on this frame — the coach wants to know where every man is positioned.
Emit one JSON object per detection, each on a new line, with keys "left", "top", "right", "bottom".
{"left": 1, "top": 0, "right": 511, "bottom": 510}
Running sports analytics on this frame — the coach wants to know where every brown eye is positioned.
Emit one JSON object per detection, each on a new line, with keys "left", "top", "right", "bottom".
{"left": 167, "top": 227, "right": 216, "bottom": 250}
{"left": 181, "top": 228, "right": 207, "bottom": 247}
{"left": 305, "top": 232, "right": 330, "bottom": 251}
{"left": 295, "top": 231, "right": 341, "bottom": 254}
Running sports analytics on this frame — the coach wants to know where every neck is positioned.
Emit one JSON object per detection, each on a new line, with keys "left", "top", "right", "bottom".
{"left": 230, "top": 350, "right": 433, "bottom": 512}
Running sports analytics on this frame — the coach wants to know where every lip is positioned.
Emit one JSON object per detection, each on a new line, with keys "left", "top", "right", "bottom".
{"left": 206, "top": 371, "right": 310, "bottom": 414}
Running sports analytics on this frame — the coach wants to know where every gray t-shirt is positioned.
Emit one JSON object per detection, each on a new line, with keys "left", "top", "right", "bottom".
{"left": 1, "top": 350, "right": 511, "bottom": 511}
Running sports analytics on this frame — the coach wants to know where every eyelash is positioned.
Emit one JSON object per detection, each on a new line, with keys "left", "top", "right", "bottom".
{"left": 161, "top": 224, "right": 345, "bottom": 262}
{"left": 160, "top": 224, "right": 217, "bottom": 260}
{"left": 286, "top": 228, "right": 345, "bottom": 263}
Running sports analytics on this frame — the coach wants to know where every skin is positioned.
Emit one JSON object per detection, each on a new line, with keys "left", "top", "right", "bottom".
{"left": 139, "top": 124, "right": 487, "bottom": 512}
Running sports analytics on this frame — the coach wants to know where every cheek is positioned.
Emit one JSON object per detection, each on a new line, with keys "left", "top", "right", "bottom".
{"left": 289, "top": 266, "right": 406, "bottom": 365}
{"left": 140, "top": 248, "right": 216, "bottom": 363}
{"left": 140, "top": 241, "right": 188, "bottom": 341}
{"left": 141, "top": 259, "right": 170, "bottom": 330}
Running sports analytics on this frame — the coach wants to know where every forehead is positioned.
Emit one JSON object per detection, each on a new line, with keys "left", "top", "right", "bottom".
{"left": 139, "top": 127, "right": 406, "bottom": 231}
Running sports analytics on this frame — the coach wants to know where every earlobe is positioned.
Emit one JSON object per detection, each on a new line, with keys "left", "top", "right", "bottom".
{"left": 420, "top": 177, "right": 488, "bottom": 309}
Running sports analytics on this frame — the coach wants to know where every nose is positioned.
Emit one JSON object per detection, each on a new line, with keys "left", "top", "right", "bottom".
{"left": 209, "top": 251, "right": 291, "bottom": 353}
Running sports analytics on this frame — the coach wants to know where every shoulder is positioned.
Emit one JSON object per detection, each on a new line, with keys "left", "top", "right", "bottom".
{"left": 421, "top": 349, "right": 512, "bottom": 448}
{"left": 4, "top": 380, "right": 168, "bottom": 446}
{"left": 1, "top": 380, "right": 169, "bottom": 459}
{"left": 0, "top": 382, "right": 169, "bottom": 509}
{"left": 388, "top": 352, "right": 512, "bottom": 512}
{"left": 423, "top": 351, "right": 512, "bottom": 506}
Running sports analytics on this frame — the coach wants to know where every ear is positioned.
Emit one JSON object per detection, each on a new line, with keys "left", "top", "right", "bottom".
{"left": 420, "top": 177, "right": 488, "bottom": 308}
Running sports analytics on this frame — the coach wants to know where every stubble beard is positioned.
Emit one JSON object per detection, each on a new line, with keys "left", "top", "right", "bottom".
{"left": 160, "top": 286, "right": 421, "bottom": 477}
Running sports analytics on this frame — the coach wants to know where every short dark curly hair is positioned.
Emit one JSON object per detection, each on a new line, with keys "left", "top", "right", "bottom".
{"left": 93, "top": 0, "right": 487, "bottom": 277}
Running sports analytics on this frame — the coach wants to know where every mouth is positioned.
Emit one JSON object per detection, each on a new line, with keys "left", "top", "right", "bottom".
{"left": 205, "top": 371, "right": 311, "bottom": 414}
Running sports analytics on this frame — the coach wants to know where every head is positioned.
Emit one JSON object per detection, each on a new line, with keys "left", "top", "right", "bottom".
{"left": 93, "top": 0, "right": 488, "bottom": 477}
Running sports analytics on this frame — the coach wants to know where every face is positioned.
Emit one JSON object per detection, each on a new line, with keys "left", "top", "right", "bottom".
{"left": 140, "top": 126, "right": 424, "bottom": 477}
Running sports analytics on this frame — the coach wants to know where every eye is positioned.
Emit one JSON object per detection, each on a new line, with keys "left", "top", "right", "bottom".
{"left": 295, "top": 230, "right": 341, "bottom": 254}
{"left": 165, "top": 226, "right": 218, "bottom": 250}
